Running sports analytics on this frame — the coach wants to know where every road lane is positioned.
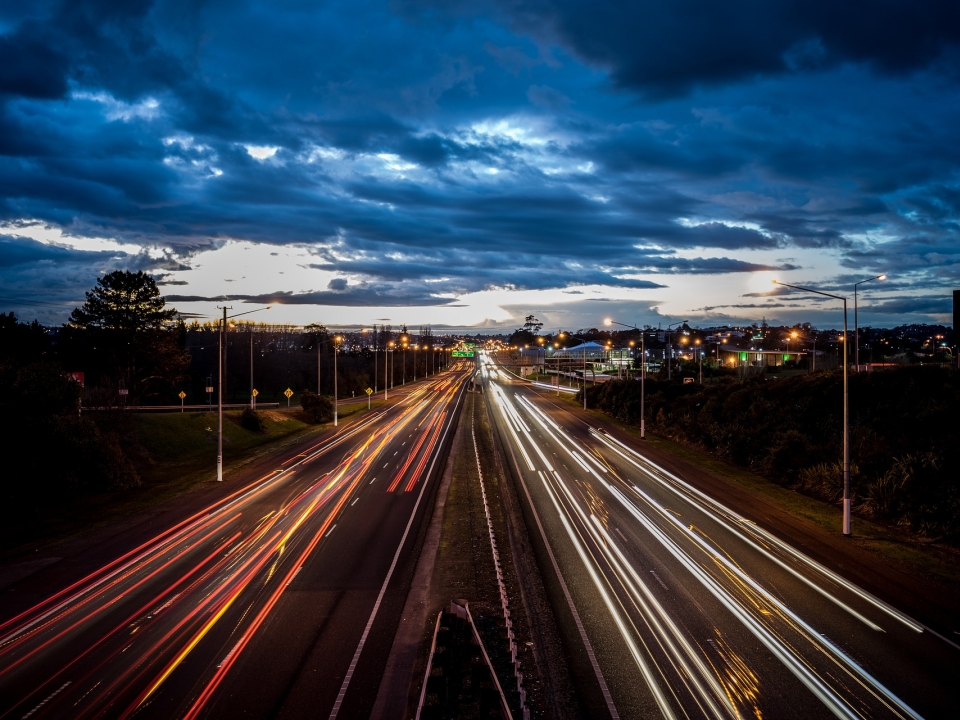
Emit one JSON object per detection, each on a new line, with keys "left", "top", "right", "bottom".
{"left": 0, "top": 368, "right": 468, "bottom": 719}
{"left": 481, "top": 353, "right": 959, "bottom": 719}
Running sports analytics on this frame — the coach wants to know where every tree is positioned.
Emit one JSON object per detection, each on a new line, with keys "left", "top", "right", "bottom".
{"left": 70, "top": 270, "right": 177, "bottom": 331}
{"left": 508, "top": 314, "right": 543, "bottom": 347}
{"left": 523, "top": 315, "right": 543, "bottom": 335}
{"left": 68, "top": 271, "right": 189, "bottom": 401}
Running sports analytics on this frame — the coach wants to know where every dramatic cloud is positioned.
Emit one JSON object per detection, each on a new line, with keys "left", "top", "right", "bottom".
{"left": 0, "top": 0, "right": 957, "bottom": 328}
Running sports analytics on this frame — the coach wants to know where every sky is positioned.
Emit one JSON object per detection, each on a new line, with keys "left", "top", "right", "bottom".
{"left": 1, "top": 0, "right": 958, "bottom": 332}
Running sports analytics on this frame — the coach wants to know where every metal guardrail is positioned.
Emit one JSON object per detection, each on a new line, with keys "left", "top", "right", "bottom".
{"left": 81, "top": 403, "right": 281, "bottom": 412}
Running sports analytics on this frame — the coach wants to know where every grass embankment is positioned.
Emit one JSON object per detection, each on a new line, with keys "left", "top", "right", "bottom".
{"left": 0, "top": 403, "right": 380, "bottom": 558}
{"left": 554, "top": 391, "right": 960, "bottom": 587}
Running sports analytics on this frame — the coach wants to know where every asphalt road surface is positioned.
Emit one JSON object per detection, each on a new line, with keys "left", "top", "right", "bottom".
{"left": 0, "top": 368, "right": 468, "bottom": 719}
{"left": 480, "top": 354, "right": 960, "bottom": 719}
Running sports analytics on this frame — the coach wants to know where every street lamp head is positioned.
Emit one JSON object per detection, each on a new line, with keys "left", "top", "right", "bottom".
{"left": 604, "top": 318, "right": 612, "bottom": 326}
{"left": 878, "top": 274, "right": 887, "bottom": 280}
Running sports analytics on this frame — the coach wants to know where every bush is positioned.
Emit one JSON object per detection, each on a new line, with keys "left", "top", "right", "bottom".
{"left": 0, "top": 360, "right": 140, "bottom": 507}
{"left": 584, "top": 367, "right": 960, "bottom": 541}
{"left": 300, "top": 390, "right": 334, "bottom": 423}
{"left": 239, "top": 408, "right": 267, "bottom": 432}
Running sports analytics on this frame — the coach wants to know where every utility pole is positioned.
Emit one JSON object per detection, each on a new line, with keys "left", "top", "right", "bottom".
{"left": 217, "top": 305, "right": 231, "bottom": 483}
{"left": 333, "top": 335, "right": 340, "bottom": 427}
{"left": 774, "top": 281, "right": 850, "bottom": 536}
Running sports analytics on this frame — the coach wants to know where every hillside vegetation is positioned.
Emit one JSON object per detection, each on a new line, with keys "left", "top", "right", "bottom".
{"left": 583, "top": 367, "right": 960, "bottom": 541}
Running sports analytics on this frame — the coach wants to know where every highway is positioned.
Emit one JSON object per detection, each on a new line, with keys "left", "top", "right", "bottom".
{"left": 0, "top": 368, "right": 468, "bottom": 719}
{"left": 480, "top": 354, "right": 960, "bottom": 719}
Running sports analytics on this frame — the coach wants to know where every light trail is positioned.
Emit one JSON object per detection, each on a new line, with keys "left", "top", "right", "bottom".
{"left": 485, "top": 374, "right": 936, "bottom": 720}
{"left": 0, "top": 373, "right": 468, "bottom": 719}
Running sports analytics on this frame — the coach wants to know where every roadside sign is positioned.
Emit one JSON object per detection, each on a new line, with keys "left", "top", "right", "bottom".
{"left": 205, "top": 386, "right": 214, "bottom": 393}
{"left": 365, "top": 387, "right": 373, "bottom": 395}
{"left": 452, "top": 350, "right": 474, "bottom": 357}
{"left": 179, "top": 391, "right": 186, "bottom": 399}
{"left": 284, "top": 388, "right": 293, "bottom": 398}
{"left": 119, "top": 388, "right": 129, "bottom": 395}
{"left": 252, "top": 389, "right": 259, "bottom": 397}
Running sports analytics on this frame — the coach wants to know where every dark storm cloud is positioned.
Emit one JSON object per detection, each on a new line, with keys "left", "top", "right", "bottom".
{"left": 451, "top": 0, "right": 960, "bottom": 96}
{"left": 1, "top": 0, "right": 958, "bottom": 323}
{"left": 167, "top": 285, "right": 458, "bottom": 308}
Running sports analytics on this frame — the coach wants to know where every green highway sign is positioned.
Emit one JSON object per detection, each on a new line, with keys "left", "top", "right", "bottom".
{"left": 451, "top": 350, "right": 475, "bottom": 357}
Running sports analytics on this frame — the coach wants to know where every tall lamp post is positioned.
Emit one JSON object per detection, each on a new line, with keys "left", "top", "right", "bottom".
{"left": 559, "top": 332, "right": 590, "bottom": 410}
{"left": 774, "top": 280, "right": 852, "bottom": 536}
{"left": 605, "top": 319, "right": 647, "bottom": 438}
{"left": 332, "top": 335, "right": 342, "bottom": 427}
{"left": 385, "top": 341, "right": 394, "bottom": 399}
{"left": 854, "top": 274, "right": 886, "bottom": 370}
{"left": 217, "top": 305, "right": 270, "bottom": 482}
{"left": 665, "top": 320, "right": 688, "bottom": 380}
{"left": 695, "top": 339, "right": 702, "bottom": 384}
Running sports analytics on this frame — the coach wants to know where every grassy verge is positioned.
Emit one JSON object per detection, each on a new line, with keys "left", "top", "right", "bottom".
{"left": 556, "top": 394, "right": 960, "bottom": 586}
{"left": 0, "top": 403, "right": 380, "bottom": 559}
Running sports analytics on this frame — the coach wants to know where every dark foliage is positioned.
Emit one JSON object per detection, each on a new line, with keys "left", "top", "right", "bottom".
{"left": 300, "top": 390, "right": 334, "bottom": 424}
{"left": 584, "top": 368, "right": 960, "bottom": 540}
{"left": 0, "top": 360, "right": 139, "bottom": 513}
{"left": 239, "top": 408, "right": 267, "bottom": 432}
{"left": 64, "top": 271, "right": 190, "bottom": 402}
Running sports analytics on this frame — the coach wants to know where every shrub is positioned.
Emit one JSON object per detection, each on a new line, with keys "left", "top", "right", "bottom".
{"left": 583, "top": 367, "right": 960, "bottom": 541}
{"left": 300, "top": 390, "right": 334, "bottom": 423}
{"left": 239, "top": 408, "right": 267, "bottom": 432}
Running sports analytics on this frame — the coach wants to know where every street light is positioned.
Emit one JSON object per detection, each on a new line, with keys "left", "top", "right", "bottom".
{"left": 385, "top": 341, "right": 394, "bottom": 399}
{"left": 695, "top": 339, "right": 702, "bottom": 384}
{"left": 216, "top": 305, "right": 270, "bottom": 482}
{"left": 605, "top": 318, "right": 647, "bottom": 438}
{"left": 665, "top": 320, "right": 688, "bottom": 381}
{"left": 559, "top": 332, "right": 590, "bottom": 410}
{"left": 854, "top": 274, "right": 886, "bottom": 370}
{"left": 333, "top": 335, "right": 343, "bottom": 427}
{"left": 773, "top": 279, "right": 852, "bottom": 536}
